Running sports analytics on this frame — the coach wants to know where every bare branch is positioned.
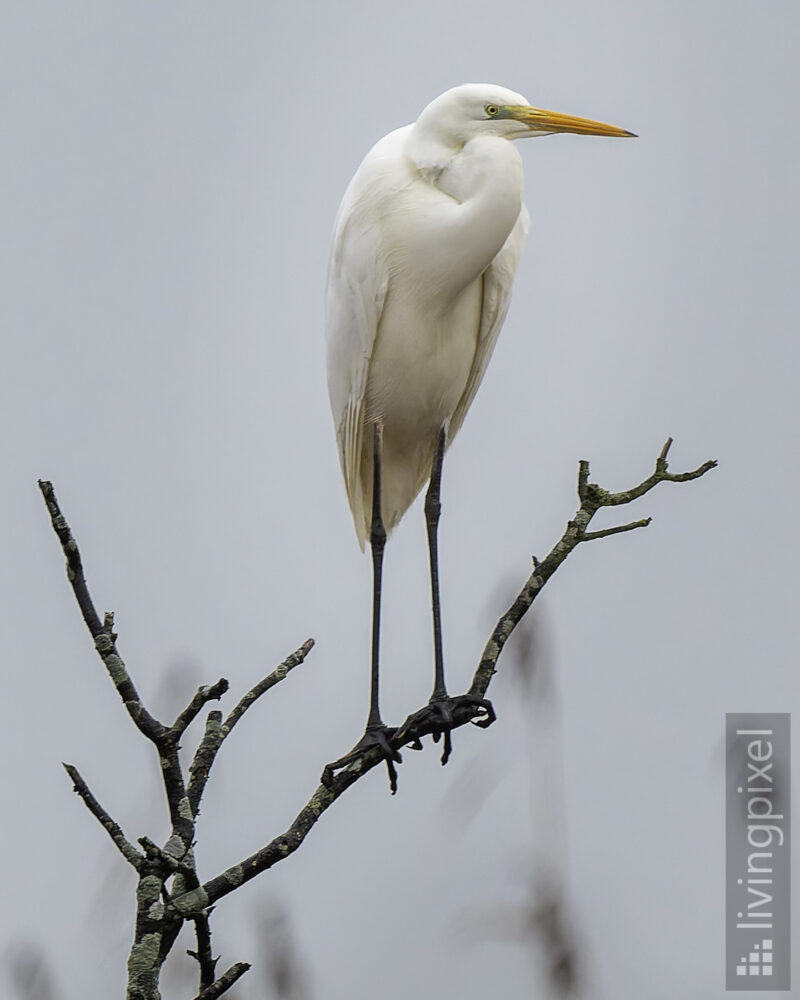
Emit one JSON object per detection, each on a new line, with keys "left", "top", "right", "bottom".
{"left": 48, "top": 440, "right": 715, "bottom": 997}
{"left": 62, "top": 763, "right": 143, "bottom": 869}
{"left": 157, "top": 745, "right": 194, "bottom": 853}
{"left": 225, "top": 639, "right": 315, "bottom": 734}
{"left": 39, "top": 481, "right": 165, "bottom": 743}
{"left": 38, "top": 480, "right": 103, "bottom": 635}
{"left": 577, "top": 460, "right": 589, "bottom": 502}
{"left": 193, "top": 962, "right": 251, "bottom": 1000}
{"left": 589, "top": 453, "right": 717, "bottom": 508}
{"left": 167, "top": 440, "right": 715, "bottom": 920}
{"left": 187, "top": 913, "right": 218, "bottom": 992}
{"left": 172, "top": 679, "right": 230, "bottom": 736}
{"left": 582, "top": 517, "right": 652, "bottom": 541}
{"left": 137, "top": 837, "right": 193, "bottom": 875}
{"left": 187, "top": 711, "right": 224, "bottom": 817}
{"left": 169, "top": 772, "right": 368, "bottom": 917}
{"left": 186, "top": 640, "right": 315, "bottom": 816}
{"left": 470, "top": 442, "right": 715, "bottom": 698}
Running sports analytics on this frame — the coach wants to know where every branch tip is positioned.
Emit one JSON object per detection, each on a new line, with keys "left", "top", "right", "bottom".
{"left": 582, "top": 517, "right": 652, "bottom": 542}
{"left": 173, "top": 678, "right": 231, "bottom": 735}
{"left": 40, "top": 478, "right": 164, "bottom": 743}
{"left": 194, "top": 962, "right": 251, "bottom": 1000}
{"left": 577, "top": 460, "right": 590, "bottom": 501}
{"left": 62, "top": 763, "right": 143, "bottom": 869}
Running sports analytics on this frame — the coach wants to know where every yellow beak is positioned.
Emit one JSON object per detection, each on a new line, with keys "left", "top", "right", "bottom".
{"left": 509, "top": 105, "right": 636, "bottom": 138}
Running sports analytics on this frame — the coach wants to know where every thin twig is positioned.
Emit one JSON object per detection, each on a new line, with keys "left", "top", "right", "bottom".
{"left": 193, "top": 962, "right": 251, "bottom": 1000}
{"left": 62, "top": 764, "right": 144, "bottom": 869}
{"left": 582, "top": 517, "right": 652, "bottom": 540}
{"left": 158, "top": 745, "right": 194, "bottom": 850}
{"left": 470, "top": 442, "right": 715, "bottom": 698}
{"left": 39, "top": 481, "right": 165, "bottom": 743}
{"left": 188, "top": 912, "right": 218, "bottom": 992}
{"left": 186, "top": 639, "right": 315, "bottom": 816}
{"left": 577, "top": 460, "right": 589, "bottom": 502}
{"left": 225, "top": 639, "right": 315, "bottom": 734}
{"left": 187, "top": 711, "right": 224, "bottom": 817}
{"left": 173, "top": 679, "right": 230, "bottom": 735}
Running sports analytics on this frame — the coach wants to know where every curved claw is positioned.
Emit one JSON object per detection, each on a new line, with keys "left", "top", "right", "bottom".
{"left": 321, "top": 724, "right": 402, "bottom": 794}
{"left": 468, "top": 697, "right": 496, "bottom": 729}
{"left": 396, "top": 694, "right": 496, "bottom": 765}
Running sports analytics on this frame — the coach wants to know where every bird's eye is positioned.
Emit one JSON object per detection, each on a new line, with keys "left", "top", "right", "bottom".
{"left": 485, "top": 105, "right": 499, "bottom": 117}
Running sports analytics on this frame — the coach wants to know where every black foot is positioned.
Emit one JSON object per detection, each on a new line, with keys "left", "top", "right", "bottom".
{"left": 321, "top": 724, "right": 402, "bottom": 794}
{"left": 395, "top": 694, "right": 496, "bottom": 766}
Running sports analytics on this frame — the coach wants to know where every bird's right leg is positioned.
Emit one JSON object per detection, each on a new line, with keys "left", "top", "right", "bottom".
{"left": 395, "top": 427, "right": 495, "bottom": 764}
{"left": 322, "top": 422, "right": 402, "bottom": 792}
{"left": 366, "top": 421, "right": 388, "bottom": 731}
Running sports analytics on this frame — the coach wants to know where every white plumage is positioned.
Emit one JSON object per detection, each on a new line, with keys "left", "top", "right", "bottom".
{"left": 326, "top": 84, "right": 632, "bottom": 546}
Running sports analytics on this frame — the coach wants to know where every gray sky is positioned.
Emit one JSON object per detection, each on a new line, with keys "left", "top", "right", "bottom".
{"left": 2, "top": 2, "right": 798, "bottom": 998}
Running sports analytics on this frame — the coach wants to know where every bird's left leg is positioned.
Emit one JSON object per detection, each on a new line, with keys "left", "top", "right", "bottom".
{"left": 322, "top": 422, "right": 402, "bottom": 792}
{"left": 398, "top": 427, "right": 495, "bottom": 764}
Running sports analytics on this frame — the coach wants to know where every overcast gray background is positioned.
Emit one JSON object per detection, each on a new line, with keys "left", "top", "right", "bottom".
{"left": 2, "top": 2, "right": 798, "bottom": 997}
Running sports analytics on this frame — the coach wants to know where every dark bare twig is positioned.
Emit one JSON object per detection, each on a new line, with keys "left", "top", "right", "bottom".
{"left": 224, "top": 640, "right": 315, "bottom": 734}
{"left": 187, "top": 913, "right": 218, "bottom": 992}
{"left": 186, "top": 640, "right": 315, "bottom": 816}
{"left": 188, "top": 711, "right": 224, "bottom": 817}
{"left": 577, "top": 460, "right": 589, "bottom": 502}
{"left": 193, "top": 962, "right": 251, "bottom": 1000}
{"left": 469, "top": 440, "right": 715, "bottom": 698}
{"left": 39, "top": 481, "right": 165, "bottom": 743}
{"left": 62, "top": 763, "right": 144, "bottom": 869}
{"left": 582, "top": 517, "right": 651, "bottom": 541}
{"left": 173, "top": 679, "right": 230, "bottom": 736}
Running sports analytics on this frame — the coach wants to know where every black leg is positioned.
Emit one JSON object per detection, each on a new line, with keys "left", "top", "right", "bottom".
{"left": 367, "top": 422, "right": 387, "bottom": 728}
{"left": 425, "top": 427, "right": 447, "bottom": 701}
{"left": 394, "top": 426, "right": 495, "bottom": 764}
{"left": 322, "top": 422, "right": 402, "bottom": 792}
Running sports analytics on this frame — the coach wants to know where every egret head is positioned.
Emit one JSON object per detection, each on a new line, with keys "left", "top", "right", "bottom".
{"left": 415, "top": 83, "right": 635, "bottom": 148}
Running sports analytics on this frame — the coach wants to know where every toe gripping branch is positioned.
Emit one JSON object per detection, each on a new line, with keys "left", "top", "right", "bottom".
{"left": 321, "top": 724, "right": 402, "bottom": 794}
{"left": 321, "top": 695, "right": 495, "bottom": 795}
{"left": 397, "top": 694, "right": 496, "bottom": 767}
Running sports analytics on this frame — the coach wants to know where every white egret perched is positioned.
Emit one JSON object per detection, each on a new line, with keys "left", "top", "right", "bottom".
{"left": 324, "top": 84, "right": 634, "bottom": 788}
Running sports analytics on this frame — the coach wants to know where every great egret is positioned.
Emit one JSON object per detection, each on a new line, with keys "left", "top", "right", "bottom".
{"left": 324, "top": 83, "right": 634, "bottom": 787}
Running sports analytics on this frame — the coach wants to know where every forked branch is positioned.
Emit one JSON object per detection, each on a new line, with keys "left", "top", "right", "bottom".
{"left": 164, "top": 439, "right": 715, "bottom": 919}
{"left": 470, "top": 437, "right": 715, "bottom": 697}
{"left": 40, "top": 480, "right": 314, "bottom": 1000}
{"left": 41, "top": 438, "right": 715, "bottom": 996}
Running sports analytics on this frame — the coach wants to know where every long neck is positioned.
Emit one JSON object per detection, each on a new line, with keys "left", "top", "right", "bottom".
{"left": 405, "top": 132, "right": 524, "bottom": 292}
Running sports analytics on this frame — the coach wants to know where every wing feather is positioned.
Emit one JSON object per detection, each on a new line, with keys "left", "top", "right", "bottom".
{"left": 325, "top": 130, "right": 407, "bottom": 546}
{"left": 448, "top": 205, "right": 530, "bottom": 443}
